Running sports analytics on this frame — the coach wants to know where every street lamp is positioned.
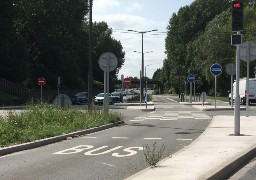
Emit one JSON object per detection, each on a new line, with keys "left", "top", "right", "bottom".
{"left": 128, "top": 29, "right": 158, "bottom": 103}
{"left": 134, "top": 50, "right": 154, "bottom": 104}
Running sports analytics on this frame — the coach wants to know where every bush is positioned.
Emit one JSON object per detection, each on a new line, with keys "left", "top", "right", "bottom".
{"left": 0, "top": 103, "right": 121, "bottom": 147}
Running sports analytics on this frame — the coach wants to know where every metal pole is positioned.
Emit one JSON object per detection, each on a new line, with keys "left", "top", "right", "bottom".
{"left": 231, "top": 75, "right": 234, "bottom": 108}
{"left": 103, "top": 71, "right": 107, "bottom": 113}
{"left": 194, "top": 81, "right": 196, "bottom": 101}
{"left": 246, "top": 42, "right": 250, "bottom": 117}
{"left": 215, "top": 76, "right": 217, "bottom": 108}
{"left": 189, "top": 82, "right": 192, "bottom": 103}
{"left": 140, "top": 70, "right": 142, "bottom": 105}
{"left": 141, "top": 33, "right": 144, "bottom": 103}
{"left": 234, "top": 32, "right": 241, "bottom": 136}
{"left": 41, "top": 85, "right": 43, "bottom": 103}
{"left": 145, "top": 65, "right": 147, "bottom": 109}
{"left": 106, "top": 63, "right": 109, "bottom": 113}
{"left": 88, "top": 0, "right": 93, "bottom": 109}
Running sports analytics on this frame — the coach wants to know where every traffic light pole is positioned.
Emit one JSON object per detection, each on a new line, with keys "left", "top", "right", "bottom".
{"left": 234, "top": 31, "right": 241, "bottom": 136}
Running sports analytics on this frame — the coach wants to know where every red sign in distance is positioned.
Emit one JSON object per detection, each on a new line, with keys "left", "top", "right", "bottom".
{"left": 38, "top": 77, "right": 46, "bottom": 86}
{"left": 123, "top": 77, "right": 131, "bottom": 86}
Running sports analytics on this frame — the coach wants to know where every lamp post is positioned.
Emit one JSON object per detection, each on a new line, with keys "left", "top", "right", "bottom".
{"left": 129, "top": 29, "right": 157, "bottom": 103}
{"left": 134, "top": 50, "right": 154, "bottom": 104}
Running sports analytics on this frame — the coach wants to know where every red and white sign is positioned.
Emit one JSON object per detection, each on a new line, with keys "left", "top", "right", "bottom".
{"left": 123, "top": 77, "right": 131, "bottom": 86}
{"left": 38, "top": 77, "right": 46, "bottom": 86}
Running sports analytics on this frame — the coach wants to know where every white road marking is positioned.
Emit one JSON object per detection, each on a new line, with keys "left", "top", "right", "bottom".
{"left": 160, "top": 118, "right": 177, "bottom": 121}
{"left": 98, "top": 162, "right": 116, "bottom": 167}
{"left": 178, "top": 116, "right": 194, "bottom": 119}
{"left": 144, "top": 138, "right": 162, "bottom": 140}
{"left": 82, "top": 136, "right": 97, "bottom": 139}
{"left": 148, "top": 116, "right": 162, "bottom": 118}
{"left": 195, "top": 117, "right": 211, "bottom": 120}
{"left": 145, "top": 117, "right": 161, "bottom": 120}
{"left": 112, "top": 137, "right": 129, "bottom": 139}
{"left": 130, "top": 120, "right": 144, "bottom": 122}
{"left": 176, "top": 138, "right": 193, "bottom": 141}
{"left": 134, "top": 117, "right": 145, "bottom": 119}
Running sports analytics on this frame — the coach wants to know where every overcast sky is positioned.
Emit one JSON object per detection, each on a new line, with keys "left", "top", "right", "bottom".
{"left": 93, "top": 0, "right": 194, "bottom": 79}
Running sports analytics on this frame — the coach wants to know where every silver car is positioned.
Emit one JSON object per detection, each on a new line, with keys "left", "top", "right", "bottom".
{"left": 94, "top": 93, "right": 113, "bottom": 105}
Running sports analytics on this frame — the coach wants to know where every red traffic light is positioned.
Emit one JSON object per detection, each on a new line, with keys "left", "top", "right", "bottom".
{"left": 232, "top": 0, "right": 243, "bottom": 32}
{"left": 233, "top": 2, "right": 241, "bottom": 8}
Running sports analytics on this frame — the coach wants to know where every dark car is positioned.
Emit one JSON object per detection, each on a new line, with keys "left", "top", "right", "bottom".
{"left": 94, "top": 93, "right": 113, "bottom": 105}
{"left": 71, "top": 92, "right": 88, "bottom": 105}
{"left": 111, "top": 92, "right": 123, "bottom": 103}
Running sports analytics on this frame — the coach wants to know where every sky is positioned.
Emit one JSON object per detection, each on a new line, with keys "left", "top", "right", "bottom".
{"left": 93, "top": 0, "right": 195, "bottom": 79}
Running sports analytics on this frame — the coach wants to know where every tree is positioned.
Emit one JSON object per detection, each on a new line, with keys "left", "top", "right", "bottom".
{"left": 0, "top": 1, "right": 29, "bottom": 84}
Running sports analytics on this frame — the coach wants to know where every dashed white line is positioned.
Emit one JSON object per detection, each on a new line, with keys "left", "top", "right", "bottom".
{"left": 112, "top": 137, "right": 129, "bottom": 139}
{"left": 144, "top": 138, "right": 162, "bottom": 140}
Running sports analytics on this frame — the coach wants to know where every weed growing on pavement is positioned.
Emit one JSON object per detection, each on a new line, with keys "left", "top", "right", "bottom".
{"left": 143, "top": 142, "right": 165, "bottom": 167}
{"left": 0, "top": 103, "right": 121, "bottom": 147}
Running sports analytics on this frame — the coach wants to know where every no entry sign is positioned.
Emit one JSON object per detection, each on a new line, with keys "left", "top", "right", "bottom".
{"left": 38, "top": 77, "right": 46, "bottom": 86}
{"left": 123, "top": 77, "right": 131, "bottom": 86}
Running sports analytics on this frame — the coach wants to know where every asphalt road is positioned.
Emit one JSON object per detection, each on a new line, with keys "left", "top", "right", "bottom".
{"left": 0, "top": 94, "right": 211, "bottom": 180}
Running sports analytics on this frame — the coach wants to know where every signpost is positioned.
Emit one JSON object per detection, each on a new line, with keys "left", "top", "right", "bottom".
{"left": 187, "top": 74, "right": 195, "bottom": 103}
{"left": 226, "top": 64, "right": 236, "bottom": 108}
{"left": 98, "top": 52, "right": 118, "bottom": 113}
{"left": 210, "top": 63, "right": 222, "bottom": 108}
{"left": 38, "top": 77, "right": 46, "bottom": 103}
{"left": 240, "top": 42, "right": 256, "bottom": 117}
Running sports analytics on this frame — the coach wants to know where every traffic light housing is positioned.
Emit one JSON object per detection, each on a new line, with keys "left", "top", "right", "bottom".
{"left": 232, "top": 0, "right": 244, "bottom": 32}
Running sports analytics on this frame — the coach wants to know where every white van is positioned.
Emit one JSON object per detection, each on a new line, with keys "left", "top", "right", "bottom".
{"left": 229, "top": 78, "right": 256, "bottom": 105}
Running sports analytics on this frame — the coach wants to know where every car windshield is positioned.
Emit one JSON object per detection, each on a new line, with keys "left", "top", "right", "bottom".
{"left": 111, "top": 92, "right": 119, "bottom": 96}
{"left": 75, "top": 92, "right": 88, "bottom": 97}
{"left": 97, "top": 93, "right": 105, "bottom": 97}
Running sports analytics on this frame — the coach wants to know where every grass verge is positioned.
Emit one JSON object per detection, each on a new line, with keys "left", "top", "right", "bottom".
{"left": 207, "top": 96, "right": 229, "bottom": 102}
{"left": 0, "top": 103, "right": 121, "bottom": 147}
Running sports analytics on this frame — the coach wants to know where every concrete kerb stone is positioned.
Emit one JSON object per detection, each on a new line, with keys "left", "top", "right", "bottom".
{"left": 0, "top": 120, "right": 124, "bottom": 157}
{"left": 200, "top": 145, "right": 256, "bottom": 180}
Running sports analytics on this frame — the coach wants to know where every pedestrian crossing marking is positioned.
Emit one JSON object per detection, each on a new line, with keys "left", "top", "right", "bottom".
{"left": 129, "top": 112, "right": 211, "bottom": 122}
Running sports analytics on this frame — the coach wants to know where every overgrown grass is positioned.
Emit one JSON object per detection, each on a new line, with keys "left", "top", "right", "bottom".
{"left": 0, "top": 103, "right": 121, "bottom": 147}
{"left": 143, "top": 142, "right": 165, "bottom": 167}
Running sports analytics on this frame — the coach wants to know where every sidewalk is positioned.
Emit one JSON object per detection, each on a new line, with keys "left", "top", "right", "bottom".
{"left": 126, "top": 115, "right": 256, "bottom": 180}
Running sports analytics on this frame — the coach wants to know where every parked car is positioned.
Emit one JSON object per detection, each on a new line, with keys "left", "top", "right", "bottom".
{"left": 71, "top": 92, "right": 88, "bottom": 105}
{"left": 111, "top": 92, "right": 123, "bottom": 103}
{"left": 94, "top": 93, "right": 113, "bottom": 105}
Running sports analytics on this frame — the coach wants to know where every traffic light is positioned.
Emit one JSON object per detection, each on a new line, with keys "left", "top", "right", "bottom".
{"left": 231, "top": 34, "right": 242, "bottom": 45}
{"left": 232, "top": 0, "right": 244, "bottom": 32}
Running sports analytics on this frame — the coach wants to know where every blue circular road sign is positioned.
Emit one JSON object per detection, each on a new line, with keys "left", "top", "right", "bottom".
{"left": 187, "top": 74, "right": 195, "bottom": 83}
{"left": 210, "top": 63, "right": 222, "bottom": 76}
